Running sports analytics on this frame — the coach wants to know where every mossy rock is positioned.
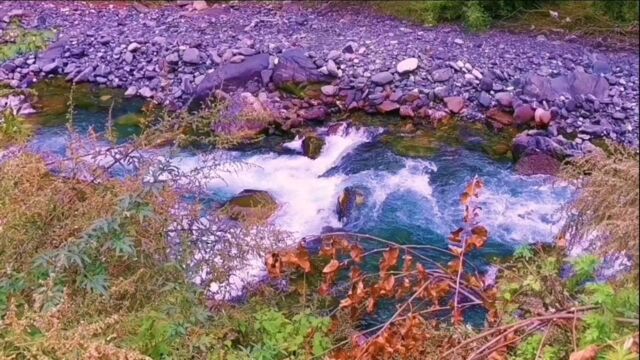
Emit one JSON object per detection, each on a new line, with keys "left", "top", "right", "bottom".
{"left": 383, "top": 117, "right": 517, "bottom": 160}
{"left": 301, "top": 135, "right": 325, "bottom": 159}
{"left": 278, "top": 82, "right": 323, "bottom": 100}
{"left": 220, "top": 189, "right": 278, "bottom": 224}
{"left": 114, "top": 113, "right": 144, "bottom": 127}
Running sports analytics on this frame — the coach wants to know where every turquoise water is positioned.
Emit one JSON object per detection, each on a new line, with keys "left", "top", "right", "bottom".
{"left": 24, "top": 85, "right": 572, "bottom": 322}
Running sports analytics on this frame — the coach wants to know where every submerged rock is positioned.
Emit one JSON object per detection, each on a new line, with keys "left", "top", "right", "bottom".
{"left": 301, "top": 134, "right": 325, "bottom": 159}
{"left": 336, "top": 186, "right": 366, "bottom": 223}
{"left": 220, "top": 189, "right": 278, "bottom": 224}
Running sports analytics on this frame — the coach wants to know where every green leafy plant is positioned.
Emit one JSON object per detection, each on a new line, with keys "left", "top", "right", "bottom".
{"left": 250, "top": 309, "right": 332, "bottom": 359}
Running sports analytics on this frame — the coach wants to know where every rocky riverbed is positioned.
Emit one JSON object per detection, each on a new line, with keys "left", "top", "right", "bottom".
{"left": 1, "top": 1, "right": 638, "bottom": 162}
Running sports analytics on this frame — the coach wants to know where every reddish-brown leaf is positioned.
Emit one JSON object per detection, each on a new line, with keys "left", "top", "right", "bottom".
{"left": 265, "top": 253, "right": 282, "bottom": 278}
{"left": 380, "top": 247, "right": 400, "bottom": 273}
{"left": 349, "top": 244, "right": 364, "bottom": 264}
{"left": 416, "top": 263, "right": 429, "bottom": 282}
{"left": 280, "top": 245, "right": 312, "bottom": 273}
{"left": 379, "top": 274, "right": 396, "bottom": 297}
{"left": 449, "top": 227, "right": 464, "bottom": 243}
{"left": 323, "top": 259, "right": 340, "bottom": 274}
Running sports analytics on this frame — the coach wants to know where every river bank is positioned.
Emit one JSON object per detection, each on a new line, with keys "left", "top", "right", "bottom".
{"left": 1, "top": 1, "right": 638, "bottom": 165}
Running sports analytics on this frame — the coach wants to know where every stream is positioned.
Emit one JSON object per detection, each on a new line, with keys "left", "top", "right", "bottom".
{"left": 21, "top": 80, "right": 572, "bottom": 299}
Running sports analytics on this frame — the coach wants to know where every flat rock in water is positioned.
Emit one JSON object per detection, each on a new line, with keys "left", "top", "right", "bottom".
{"left": 220, "top": 190, "right": 278, "bottom": 223}
{"left": 487, "top": 108, "right": 514, "bottom": 126}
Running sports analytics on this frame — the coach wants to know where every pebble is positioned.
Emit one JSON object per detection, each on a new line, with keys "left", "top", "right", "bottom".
{"left": 371, "top": 71, "right": 393, "bottom": 85}
{"left": 396, "top": 57, "right": 418, "bottom": 74}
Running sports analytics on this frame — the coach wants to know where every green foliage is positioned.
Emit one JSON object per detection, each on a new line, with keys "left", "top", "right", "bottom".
{"left": 567, "top": 255, "right": 600, "bottom": 292}
{"left": 592, "top": 0, "right": 639, "bottom": 24}
{"left": 0, "top": 110, "right": 31, "bottom": 145}
{"left": 464, "top": 1, "right": 491, "bottom": 32}
{"left": 578, "top": 284, "right": 639, "bottom": 349}
{"left": 512, "top": 333, "right": 543, "bottom": 360}
{"left": 0, "top": 21, "right": 55, "bottom": 62}
{"left": 249, "top": 309, "right": 332, "bottom": 359}
{"left": 513, "top": 245, "right": 535, "bottom": 260}
{"left": 374, "top": 0, "right": 549, "bottom": 31}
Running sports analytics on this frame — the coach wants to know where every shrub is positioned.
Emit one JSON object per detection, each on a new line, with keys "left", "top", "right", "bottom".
{"left": 561, "top": 144, "right": 639, "bottom": 270}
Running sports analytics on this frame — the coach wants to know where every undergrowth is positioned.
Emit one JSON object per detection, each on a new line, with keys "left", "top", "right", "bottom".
{"left": 561, "top": 143, "right": 639, "bottom": 272}
{"left": 0, "top": 19, "right": 55, "bottom": 62}
{"left": 373, "top": 0, "right": 639, "bottom": 36}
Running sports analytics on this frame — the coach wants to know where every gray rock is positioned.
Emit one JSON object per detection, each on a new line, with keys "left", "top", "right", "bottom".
{"left": 432, "top": 68, "right": 453, "bottom": 82}
{"left": 434, "top": 86, "right": 449, "bottom": 99}
{"left": 612, "top": 112, "right": 626, "bottom": 120}
{"left": 125, "top": 86, "right": 138, "bottom": 97}
{"left": 165, "top": 53, "right": 180, "bottom": 64}
{"left": 72, "top": 66, "right": 93, "bottom": 83}
{"left": 237, "top": 47, "right": 256, "bottom": 56}
{"left": 42, "top": 61, "right": 60, "bottom": 74}
{"left": 396, "top": 57, "right": 418, "bottom": 74}
{"left": 371, "top": 71, "right": 393, "bottom": 85}
{"left": 327, "top": 50, "right": 341, "bottom": 60}
{"left": 326, "top": 60, "right": 339, "bottom": 77}
{"left": 123, "top": 51, "right": 134, "bottom": 64}
{"left": 271, "top": 48, "right": 331, "bottom": 87}
{"left": 478, "top": 91, "right": 492, "bottom": 107}
{"left": 182, "top": 48, "right": 201, "bottom": 64}
{"left": 138, "top": 87, "right": 154, "bottom": 98}
{"left": 127, "top": 42, "right": 141, "bottom": 52}
{"left": 192, "top": 53, "right": 270, "bottom": 104}
{"left": 321, "top": 84, "right": 338, "bottom": 96}
{"left": 260, "top": 69, "right": 272, "bottom": 85}
{"left": 494, "top": 92, "right": 514, "bottom": 107}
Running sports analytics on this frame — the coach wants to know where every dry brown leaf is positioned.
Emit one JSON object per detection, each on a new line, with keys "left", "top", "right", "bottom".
{"left": 323, "top": 259, "right": 340, "bottom": 273}
{"left": 380, "top": 247, "right": 400, "bottom": 273}
{"left": 350, "top": 244, "right": 364, "bottom": 264}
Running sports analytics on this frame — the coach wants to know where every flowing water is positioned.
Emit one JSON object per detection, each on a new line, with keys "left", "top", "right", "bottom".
{"left": 21, "top": 82, "right": 572, "bottom": 299}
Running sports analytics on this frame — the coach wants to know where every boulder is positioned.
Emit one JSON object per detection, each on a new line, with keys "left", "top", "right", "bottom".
{"left": 271, "top": 48, "right": 331, "bottom": 87}
{"left": 301, "top": 135, "right": 325, "bottom": 159}
{"left": 522, "top": 69, "right": 609, "bottom": 101}
{"left": 35, "top": 37, "right": 65, "bottom": 68}
{"left": 511, "top": 132, "right": 569, "bottom": 161}
{"left": 220, "top": 190, "right": 278, "bottom": 224}
{"left": 298, "top": 106, "right": 328, "bottom": 121}
{"left": 192, "top": 53, "right": 270, "bottom": 104}
{"left": 213, "top": 92, "right": 273, "bottom": 139}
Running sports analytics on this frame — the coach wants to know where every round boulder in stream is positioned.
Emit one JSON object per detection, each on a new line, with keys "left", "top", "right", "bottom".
{"left": 220, "top": 190, "right": 278, "bottom": 224}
